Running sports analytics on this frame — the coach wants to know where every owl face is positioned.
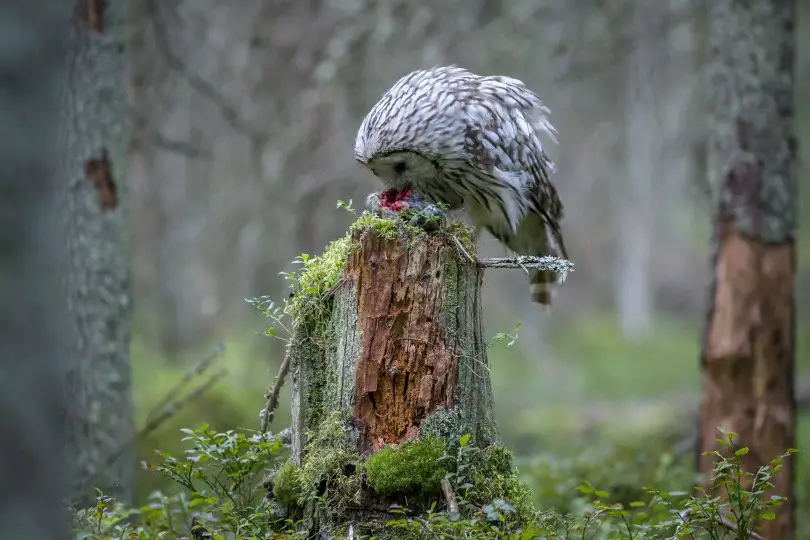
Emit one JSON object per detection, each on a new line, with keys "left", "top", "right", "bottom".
{"left": 363, "top": 150, "right": 438, "bottom": 192}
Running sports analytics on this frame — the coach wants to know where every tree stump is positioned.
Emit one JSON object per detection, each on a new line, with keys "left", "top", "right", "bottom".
{"left": 290, "top": 221, "right": 496, "bottom": 464}
{"left": 265, "top": 214, "right": 567, "bottom": 536}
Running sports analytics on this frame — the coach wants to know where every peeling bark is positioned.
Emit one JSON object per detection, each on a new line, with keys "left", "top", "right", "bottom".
{"left": 290, "top": 226, "right": 496, "bottom": 463}
{"left": 699, "top": 1, "right": 797, "bottom": 538}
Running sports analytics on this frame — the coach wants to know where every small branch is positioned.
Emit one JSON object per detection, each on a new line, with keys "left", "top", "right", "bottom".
{"left": 146, "top": 342, "right": 225, "bottom": 424}
{"left": 260, "top": 345, "right": 292, "bottom": 433}
{"left": 476, "top": 255, "right": 574, "bottom": 277}
{"left": 114, "top": 370, "right": 226, "bottom": 463}
{"left": 452, "top": 235, "right": 476, "bottom": 264}
{"left": 441, "top": 477, "right": 460, "bottom": 518}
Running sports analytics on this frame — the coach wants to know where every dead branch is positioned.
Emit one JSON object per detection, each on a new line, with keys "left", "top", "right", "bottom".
{"left": 100, "top": 369, "right": 227, "bottom": 472}
{"left": 146, "top": 342, "right": 225, "bottom": 424}
{"left": 441, "top": 477, "right": 460, "bottom": 518}
{"left": 476, "top": 255, "right": 574, "bottom": 277}
{"left": 260, "top": 345, "right": 292, "bottom": 433}
{"left": 80, "top": 367, "right": 227, "bottom": 494}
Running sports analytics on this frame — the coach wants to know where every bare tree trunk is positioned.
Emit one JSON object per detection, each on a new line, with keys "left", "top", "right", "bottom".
{"left": 62, "top": 0, "right": 135, "bottom": 505}
{"left": 0, "top": 2, "right": 71, "bottom": 537}
{"left": 698, "top": 1, "right": 797, "bottom": 539}
{"left": 616, "top": 2, "right": 658, "bottom": 339}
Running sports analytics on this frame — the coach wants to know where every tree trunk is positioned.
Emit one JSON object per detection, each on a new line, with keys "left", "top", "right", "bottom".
{"left": 291, "top": 225, "right": 496, "bottom": 462}
{"left": 0, "top": 2, "right": 71, "bottom": 537}
{"left": 61, "top": 0, "right": 135, "bottom": 505}
{"left": 698, "top": 1, "right": 797, "bottom": 539}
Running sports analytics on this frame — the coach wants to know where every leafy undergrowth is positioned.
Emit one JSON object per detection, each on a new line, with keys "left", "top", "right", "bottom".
{"left": 73, "top": 423, "right": 797, "bottom": 539}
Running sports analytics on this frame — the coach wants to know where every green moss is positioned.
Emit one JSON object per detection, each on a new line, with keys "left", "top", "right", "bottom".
{"left": 365, "top": 437, "right": 449, "bottom": 497}
{"left": 348, "top": 211, "right": 415, "bottom": 240}
{"left": 465, "top": 444, "right": 535, "bottom": 522}
{"left": 272, "top": 460, "right": 303, "bottom": 506}
{"left": 298, "top": 412, "right": 362, "bottom": 524}
{"left": 284, "top": 235, "right": 353, "bottom": 321}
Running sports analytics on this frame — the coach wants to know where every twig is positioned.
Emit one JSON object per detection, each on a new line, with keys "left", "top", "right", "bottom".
{"left": 452, "top": 235, "right": 476, "bottom": 264}
{"left": 80, "top": 368, "right": 227, "bottom": 494}
{"left": 476, "top": 255, "right": 574, "bottom": 278}
{"left": 441, "top": 477, "right": 460, "bottom": 518}
{"left": 112, "top": 370, "right": 226, "bottom": 465}
{"left": 260, "top": 346, "right": 292, "bottom": 433}
{"left": 146, "top": 342, "right": 225, "bottom": 424}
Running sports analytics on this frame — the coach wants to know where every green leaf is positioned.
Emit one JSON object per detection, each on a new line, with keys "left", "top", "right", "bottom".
{"left": 735, "top": 447, "right": 750, "bottom": 456}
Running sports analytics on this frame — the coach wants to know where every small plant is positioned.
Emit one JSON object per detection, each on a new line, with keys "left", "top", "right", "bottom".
{"left": 489, "top": 320, "right": 522, "bottom": 349}
{"left": 647, "top": 429, "right": 795, "bottom": 540}
{"left": 72, "top": 426, "right": 295, "bottom": 538}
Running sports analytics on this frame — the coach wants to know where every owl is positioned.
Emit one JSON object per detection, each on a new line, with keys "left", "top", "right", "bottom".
{"left": 354, "top": 65, "right": 567, "bottom": 305}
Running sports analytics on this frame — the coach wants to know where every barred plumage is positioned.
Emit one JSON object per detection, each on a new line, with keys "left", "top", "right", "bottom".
{"left": 354, "top": 65, "right": 567, "bottom": 305}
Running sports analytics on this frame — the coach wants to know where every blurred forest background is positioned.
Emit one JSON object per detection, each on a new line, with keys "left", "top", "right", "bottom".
{"left": 123, "top": 0, "right": 809, "bottom": 530}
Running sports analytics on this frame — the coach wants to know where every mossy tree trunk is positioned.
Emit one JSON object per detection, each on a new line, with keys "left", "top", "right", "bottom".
{"left": 287, "top": 222, "right": 498, "bottom": 530}
{"left": 698, "top": 1, "right": 797, "bottom": 539}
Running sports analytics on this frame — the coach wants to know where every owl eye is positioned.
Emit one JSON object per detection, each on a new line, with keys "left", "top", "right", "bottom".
{"left": 393, "top": 161, "right": 407, "bottom": 174}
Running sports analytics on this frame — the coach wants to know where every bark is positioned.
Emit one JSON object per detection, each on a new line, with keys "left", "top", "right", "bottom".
{"left": 699, "top": 1, "right": 797, "bottom": 539}
{"left": 61, "top": 0, "right": 135, "bottom": 505}
{"left": 0, "top": 2, "right": 71, "bottom": 537}
{"left": 291, "top": 226, "right": 497, "bottom": 463}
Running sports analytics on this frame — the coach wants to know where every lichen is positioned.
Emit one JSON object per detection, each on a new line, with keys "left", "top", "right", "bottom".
{"left": 420, "top": 407, "right": 462, "bottom": 446}
{"left": 364, "top": 437, "right": 449, "bottom": 497}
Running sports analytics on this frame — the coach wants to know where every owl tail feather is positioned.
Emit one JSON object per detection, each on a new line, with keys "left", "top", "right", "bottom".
{"left": 529, "top": 269, "right": 557, "bottom": 306}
